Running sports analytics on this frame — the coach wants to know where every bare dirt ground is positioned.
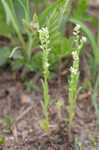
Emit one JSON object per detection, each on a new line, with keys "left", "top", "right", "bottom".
{"left": 0, "top": 68, "right": 98, "bottom": 150}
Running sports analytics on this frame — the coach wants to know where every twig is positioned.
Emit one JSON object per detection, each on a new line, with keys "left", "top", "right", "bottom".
{"left": 15, "top": 104, "right": 34, "bottom": 123}
{"left": 31, "top": 69, "right": 42, "bottom": 83}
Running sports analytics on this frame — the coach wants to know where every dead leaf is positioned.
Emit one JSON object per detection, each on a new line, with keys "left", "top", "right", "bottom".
{"left": 78, "top": 91, "right": 91, "bottom": 100}
{"left": 47, "top": 146, "right": 53, "bottom": 150}
{"left": 21, "top": 94, "right": 31, "bottom": 104}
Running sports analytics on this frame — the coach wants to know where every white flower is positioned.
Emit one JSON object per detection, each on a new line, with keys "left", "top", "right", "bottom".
{"left": 38, "top": 27, "right": 50, "bottom": 51}
{"left": 72, "top": 51, "right": 77, "bottom": 56}
{"left": 72, "top": 51, "right": 79, "bottom": 60}
{"left": 76, "top": 24, "right": 80, "bottom": 29}
{"left": 70, "top": 67, "right": 77, "bottom": 75}
{"left": 42, "top": 27, "right": 48, "bottom": 32}
{"left": 40, "top": 45, "right": 43, "bottom": 49}
{"left": 74, "top": 24, "right": 80, "bottom": 32}
{"left": 45, "top": 62, "right": 50, "bottom": 67}
{"left": 38, "top": 29, "right": 42, "bottom": 33}
{"left": 38, "top": 27, "right": 49, "bottom": 41}
{"left": 38, "top": 27, "right": 49, "bottom": 35}
{"left": 78, "top": 46, "right": 81, "bottom": 50}
{"left": 82, "top": 36, "right": 87, "bottom": 42}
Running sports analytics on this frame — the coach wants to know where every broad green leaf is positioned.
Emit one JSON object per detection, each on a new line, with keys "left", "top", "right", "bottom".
{"left": 0, "top": 137, "right": 5, "bottom": 145}
{"left": 9, "top": 47, "right": 21, "bottom": 58}
{"left": 0, "top": 0, "right": 6, "bottom": 21}
{"left": 0, "top": 47, "right": 10, "bottom": 66}
{"left": 60, "top": 37, "right": 74, "bottom": 57}
{"left": 25, "top": 82, "right": 40, "bottom": 92}
{"left": 14, "top": 0, "right": 25, "bottom": 32}
{"left": 1, "top": 0, "right": 24, "bottom": 45}
{"left": 0, "top": 22, "right": 13, "bottom": 35}
{"left": 39, "top": 1, "right": 58, "bottom": 25}
{"left": 11, "top": 60, "right": 23, "bottom": 71}
{"left": 39, "top": 120, "right": 49, "bottom": 132}
{"left": 32, "top": 83, "right": 40, "bottom": 92}
{"left": 5, "top": 117, "right": 12, "bottom": 127}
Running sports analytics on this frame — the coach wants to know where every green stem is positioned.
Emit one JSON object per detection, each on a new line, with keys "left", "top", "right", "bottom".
{"left": 26, "top": 0, "right": 30, "bottom": 22}
{"left": 28, "top": 36, "right": 33, "bottom": 60}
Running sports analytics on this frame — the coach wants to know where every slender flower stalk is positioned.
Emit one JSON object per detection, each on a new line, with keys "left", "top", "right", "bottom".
{"left": 68, "top": 24, "right": 87, "bottom": 140}
{"left": 38, "top": 27, "right": 51, "bottom": 134}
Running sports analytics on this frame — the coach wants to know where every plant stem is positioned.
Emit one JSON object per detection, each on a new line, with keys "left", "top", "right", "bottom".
{"left": 28, "top": 36, "right": 33, "bottom": 60}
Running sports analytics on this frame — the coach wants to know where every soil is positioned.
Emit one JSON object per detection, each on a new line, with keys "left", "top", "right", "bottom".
{"left": 0, "top": 68, "right": 98, "bottom": 150}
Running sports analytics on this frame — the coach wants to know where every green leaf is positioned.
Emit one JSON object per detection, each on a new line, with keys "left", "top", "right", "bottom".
{"left": 39, "top": 120, "right": 49, "bottom": 132}
{"left": 49, "top": 99, "right": 56, "bottom": 106}
{"left": 25, "top": 82, "right": 40, "bottom": 92}
{"left": 22, "top": 19, "right": 33, "bottom": 34}
{"left": 60, "top": 37, "right": 74, "bottom": 57}
{"left": 39, "top": 1, "right": 58, "bottom": 25}
{"left": 32, "top": 83, "right": 40, "bottom": 92}
{"left": 48, "top": 72, "right": 56, "bottom": 79}
{"left": 73, "top": 9, "right": 91, "bottom": 21}
{"left": 30, "top": 53, "right": 42, "bottom": 72}
{"left": 59, "top": 0, "right": 71, "bottom": 32}
{"left": 11, "top": 59, "right": 24, "bottom": 71}
{"left": 41, "top": 100, "right": 48, "bottom": 118}
{"left": 5, "top": 117, "right": 12, "bottom": 127}
{"left": 0, "top": 47, "right": 10, "bottom": 66}
{"left": 72, "top": 0, "right": 90, "bottom": 21}
{"left": 1, "top": 0, "right": 24, "bottom": 45}
{"left": 0, "top": 137, "right": 5, "bottom": 145}
{"left": 0, "top": 0, "right": 6, "bottom": 21}
{"left": 14, "top": 0, "right": 25, "bottom": 32}
{"left": 9, "top": 47, "right": 21, "bottom": 58}
{"left": 0, "top": 22, "right": 13, "bottom": 35}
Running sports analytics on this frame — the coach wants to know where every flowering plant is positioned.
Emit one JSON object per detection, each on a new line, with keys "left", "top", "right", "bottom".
{"left": 38, "top": 27, "right": 51, "bottom": 134}
{"left": 67, "top": 24, "right": 87, "bottom": 140}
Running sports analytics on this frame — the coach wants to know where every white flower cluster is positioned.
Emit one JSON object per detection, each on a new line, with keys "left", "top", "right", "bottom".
{"left": 38, "top": 27, "right": 50, "bottom": 71}
{"left": 38, "top": 27, "right": 49, "bottom": 38}
{"left": 73, "top": 24, "right": 87, "bottom": 51}
{"left": 71, "top": 50, "right": 79, "bottom": 75}
{"left": 72, "top": 51, "right": 79, "bottom": 60}
{"left": 70, "top": 66, "right": 77, "bottom": 75}
{"left": 76, "top": 24, "right": 80, "bottom": 30}
{"left": 38, "top": 27, "right": 50, "bottom": 50}
{"left": 73, "top": 24, "right": 80, "bottom": 35}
